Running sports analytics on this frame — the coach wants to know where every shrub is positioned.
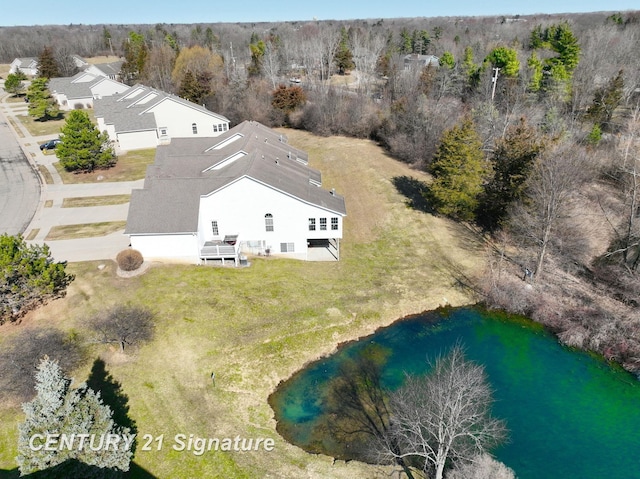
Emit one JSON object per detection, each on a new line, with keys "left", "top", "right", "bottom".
{"left": 116, "top": 249, "right": 144, "bottom": 271}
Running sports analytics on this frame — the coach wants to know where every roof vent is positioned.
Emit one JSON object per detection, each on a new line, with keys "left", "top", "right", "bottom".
{"left": 275, "top": 159, "right": 279, "bottom": 165}
{"left": 331, "top": 188, "right": 335, "bottom": 196}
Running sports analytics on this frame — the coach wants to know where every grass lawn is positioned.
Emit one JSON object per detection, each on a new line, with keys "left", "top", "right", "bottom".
{"left": 0, "top": 130, "right": 486, "bottom": 478}
{"left": 54, "top": 148, "right": 156, "bottom": 183}
{"left": 45, "top": 221, "right": 127, "bottom": 240}
{"left": 4, "top": 95, "right": 27, "bottom": 104}
{"left": 17, "top": 109, "right": 97, "bottom": 137}
{"left": 17, "top": 114, "right": 67, "bottom": 137}
{"left": 62, "top": 194, "right": 131, "bottom": 208}
{"left": 37, "top": 165, "right": 54, "bottom": 184}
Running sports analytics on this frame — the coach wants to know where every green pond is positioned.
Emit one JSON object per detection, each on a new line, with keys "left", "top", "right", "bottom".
{"left": 269, "top": 307, "right": 640, "bottom": 478}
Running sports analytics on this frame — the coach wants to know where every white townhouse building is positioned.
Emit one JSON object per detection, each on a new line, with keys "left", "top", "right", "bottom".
{"left": 94, "top": 84, "right": 230, "bottom": 152}
{"left": 125, "top": 121, "right": 346, "bottom": 264}
{"left": 9, "top": 57, "right": 38, "bottom": 76}
{"left": 49, "top": 71, "right": 128, "bottom": 110}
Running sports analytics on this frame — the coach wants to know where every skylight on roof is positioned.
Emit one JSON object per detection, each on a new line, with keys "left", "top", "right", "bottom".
{"left": 203, "top": 151, "right": 247, "bottom": 172}
{"left": 206, "top": 133, "right": 244, "bottom": 151}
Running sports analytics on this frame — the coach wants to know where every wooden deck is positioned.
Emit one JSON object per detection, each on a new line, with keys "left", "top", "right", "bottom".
{"left": 200, "top": 240, "right": 239, "bottom": 265}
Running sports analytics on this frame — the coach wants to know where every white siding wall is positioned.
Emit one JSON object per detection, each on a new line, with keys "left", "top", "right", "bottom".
{"left": 149, "top": 100, "right": 229, "bottom": 139}
{"left": 9, "top": 60, "right": 20, "bottom": 74}
{"left": 198, "top": 177, "right": 343, "bottom": 260}
{"left": 91, "top": 80, "right": 127, "bottom": 97}
{"left": 67, "top": 98, "right": 93, "bottom": 110}
{"left": 130, "top": 234, "right": 198, "bottom": 263}
{"left": 117, "top": 130, "right": 158, "bottom": 151}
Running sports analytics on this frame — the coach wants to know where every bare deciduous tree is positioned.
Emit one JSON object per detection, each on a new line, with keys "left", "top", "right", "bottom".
{"left": 446, "top": 453, "right": 515, "bottom": 479}
{"left": 379, "top": 344, "right": 507, "bottom": 479}
{"left": 509, "top": 142, "right": 590, "bottom": 280}
{"left": 89, "top": 305, "right": 155, "bottom": 352}
{"left": 603, "top": 104, "right": 640, "bottom": 271}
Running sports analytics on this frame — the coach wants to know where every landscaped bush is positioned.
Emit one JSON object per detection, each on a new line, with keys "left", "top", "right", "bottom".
{"left": 116, "top": 249, "right": 144, "bottom": 271}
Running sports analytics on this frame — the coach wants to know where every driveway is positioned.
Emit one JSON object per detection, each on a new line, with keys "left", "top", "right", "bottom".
{"left": 0, "top": 90, "right": 141, "bottom": 263}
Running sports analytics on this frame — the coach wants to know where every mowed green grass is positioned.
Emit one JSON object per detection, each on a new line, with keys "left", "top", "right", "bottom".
{"left": 54, "top": 148, "right": 156, "bottom": 184}
{"left": 0, "top": 130, "right": 485, "bottom": 478}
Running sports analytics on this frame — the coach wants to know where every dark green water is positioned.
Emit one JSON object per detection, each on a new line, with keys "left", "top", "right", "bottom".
{"left": 269, "top": 307, "right": 640, "bottom": 478}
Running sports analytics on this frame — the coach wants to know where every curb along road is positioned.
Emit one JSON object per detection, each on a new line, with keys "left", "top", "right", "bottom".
{"left": 0, "top": 87, "right": 138, "bottom": 263}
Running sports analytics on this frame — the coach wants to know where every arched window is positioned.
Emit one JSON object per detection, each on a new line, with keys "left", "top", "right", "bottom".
{"left": 192, "top": 123, "right": 198, "bottom": 134}
{"left": 265, "top": 213, "right": 274, "bottom": 232}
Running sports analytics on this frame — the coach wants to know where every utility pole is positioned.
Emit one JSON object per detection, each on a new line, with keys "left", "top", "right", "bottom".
{"left": 491, "top": 67, "right": 500, "bottom": 102}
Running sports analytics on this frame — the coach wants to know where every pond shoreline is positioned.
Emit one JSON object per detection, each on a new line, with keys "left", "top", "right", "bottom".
{"left": 269, "top": 306, "right": 640, "bottom": 479}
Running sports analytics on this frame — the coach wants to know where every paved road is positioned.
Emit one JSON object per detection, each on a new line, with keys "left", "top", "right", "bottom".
{"left": 0, "top": 105, "right": 40, "bottom": 235}
{"left": 0, "top": 88, "right": 142, "bottom": 263}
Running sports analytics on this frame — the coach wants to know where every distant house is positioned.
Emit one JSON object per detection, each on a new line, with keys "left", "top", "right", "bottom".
{"left": 9, "top": 57, "right": 38, "bottom": 76}
{"left": 94, "top": 84, "right": 230, "bottom": 152}
{"left": 72, "top": 55, "right": 89, "bottom": 70}
{"left": 403, "top": 54, "right": 440, "bottom": 70}
{"left": 84, "top": 60, "right": 124, "bottom": 81}
{"left": 125, "top": 120, "right": 346, "bottom": 264}
{"left": 49, "top": 71, "right": 128, "bottom": 110}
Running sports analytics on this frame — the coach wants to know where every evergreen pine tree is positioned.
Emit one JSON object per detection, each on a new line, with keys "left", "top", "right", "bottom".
{"left": 17, "top": 357, "right": 132, "bottom": 476}
{"left": 586, "top": 69, "right": 624, "bottom": 131}
{"left": 37, "top": 46, "right": 60, "bottom": 79}
{"left": 477, "top": 118, "right": 545, "bottom": 230}
{"left": 428, "top": 117, "right": 487, "bottom": 221}
{"left": 26, "top": 78, "right": 59, "bottom": 121}
{"left": 178, "top": 70, "right": 205, "bottom": 103}
{"left": 334, "top": 27, "right": 355, "bottom": 75}
{"left": 57, "top": 110, "right": 116, "bottom": 172}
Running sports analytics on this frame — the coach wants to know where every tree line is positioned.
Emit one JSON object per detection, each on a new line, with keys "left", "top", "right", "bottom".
{"left": 3, "top": 7, "right": 640, "bottom": 377}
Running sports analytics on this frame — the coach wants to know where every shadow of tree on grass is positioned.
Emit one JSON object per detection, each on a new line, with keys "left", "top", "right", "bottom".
{"left": 391, "top": 176, "right": 434, "bottom": 213}
{"left": 86, "top": 359, "right": 137, "bottom": 453}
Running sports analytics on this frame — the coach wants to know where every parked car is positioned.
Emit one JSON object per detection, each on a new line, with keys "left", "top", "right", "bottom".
{"left": 39, "top": 139, "right": 61, "bottom": 151}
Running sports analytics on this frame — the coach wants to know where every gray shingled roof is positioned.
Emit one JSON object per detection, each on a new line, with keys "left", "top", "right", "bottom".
{"left": 125, "top": 121, "right": 346, "bottom": 235}
{"left": 49, "top": 73, "right": 127, "bottom": 103}
{"left": 90, "top": 61, "right": 124, "bottom": 76}
{"left": 94, "top": 85, "right": 229, "bottom": 134}
{"left": 16, "top": 57, "right": 37, "bottom": 66}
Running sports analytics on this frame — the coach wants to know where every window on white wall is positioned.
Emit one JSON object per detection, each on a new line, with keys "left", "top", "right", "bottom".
{"left": 308, "top": 218, "right": 316, "bottom": 231}
{"left": 331, "top": 217, "right": 339, "bottom": 230}
{"left": 213, "top": 124, "right": 218, "bottom": 132}
{"left": 320, "top": 218, "right": 327, "bottom": 230}
{"left": 211, "top": 220, "right": 219, "bottom": 235}
{"left": 192, "top": 123, "right": 198, "bottom": 134}
{"left": 280, "top": 243, "right": 294, "bottom": 252}
{"left": 265, "top": 214, "right": 274, "bottom": 232}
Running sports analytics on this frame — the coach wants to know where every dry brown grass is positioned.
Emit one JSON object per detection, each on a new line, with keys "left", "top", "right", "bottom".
{"left": 62, "top": 195, "right": 130, "bottom": 208}
{"left": 86, "top": 55, "right": 121, "bottom": 64}
{"left": 45, "top": 221, "right": 126, "bottom": 240}
{"left": 37, "top": 165, "right": 54, "bottom": 184}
